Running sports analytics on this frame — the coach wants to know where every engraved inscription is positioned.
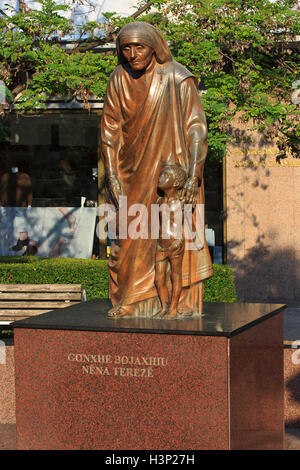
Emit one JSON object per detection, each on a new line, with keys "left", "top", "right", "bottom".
{"left": 113, "top": 367, "right": 154, "bottom": 378}
{"left": 67, "top": 353, "right": 168, "bottom": 378}
{"left": 233, "top": 159, "right": 300, "bottom": 168}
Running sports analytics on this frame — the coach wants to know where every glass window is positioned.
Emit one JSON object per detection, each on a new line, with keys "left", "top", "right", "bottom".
{"left": 1, "top": 113, "right": 99, "bottom": 208}
{"left": 204, "top": 159, "right": 224, "bottom": 264}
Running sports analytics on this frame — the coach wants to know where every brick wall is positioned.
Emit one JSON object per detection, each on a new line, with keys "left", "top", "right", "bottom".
{"left": 225, "top": 132, "right": 300, "bottom": 304}
{"left": 284, "top": 348, "right": 300, "bottom": 427}
{"left": 0, "top": 342, "right": 15, "bottom": 424}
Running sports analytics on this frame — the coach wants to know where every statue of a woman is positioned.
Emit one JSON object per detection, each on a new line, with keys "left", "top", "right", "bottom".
{"left": 100, "top": 22, "right": 213, "bottom": 318}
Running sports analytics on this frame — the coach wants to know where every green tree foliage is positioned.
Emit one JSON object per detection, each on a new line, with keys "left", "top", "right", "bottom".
{"left": 144, "top": 0, "right": 300, "bottom": 161}
{"left": 0, "top": 0, "right": 299, "bottom": 161}
{"left": 0, "top": 0, "right": 118, "bottom": 114}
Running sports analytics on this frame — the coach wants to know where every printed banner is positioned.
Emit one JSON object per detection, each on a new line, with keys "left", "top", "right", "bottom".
{"left": 0, "top": 207, "right": 97, "bottom": 259}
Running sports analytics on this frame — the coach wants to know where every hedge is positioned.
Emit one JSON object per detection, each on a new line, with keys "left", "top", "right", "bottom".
{"left": 204, "top": 264, "right": 236, "bottom": 303}
{"left": 0, "top": 256, "right": 236, "bottom": 303}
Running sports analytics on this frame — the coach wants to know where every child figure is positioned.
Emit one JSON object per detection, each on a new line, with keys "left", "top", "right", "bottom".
{"left": 154, "top": 163, "right": 187, "bottom": 319}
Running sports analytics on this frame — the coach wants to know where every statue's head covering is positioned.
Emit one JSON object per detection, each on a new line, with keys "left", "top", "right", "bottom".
{"left": 116, "top": 22, "right": 172, "bottom": 65}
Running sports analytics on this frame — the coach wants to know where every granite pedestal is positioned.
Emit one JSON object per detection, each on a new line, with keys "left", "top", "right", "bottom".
{"left": 13, "top": 300, "right": 285, "bottom": 450}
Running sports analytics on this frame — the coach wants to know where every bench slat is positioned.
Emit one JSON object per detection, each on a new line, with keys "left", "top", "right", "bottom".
{"left": 0, "top": 284, "right": 82, "bottom": 292}
{"left": 0, "top": 301, "right": 80, "bottom": 309}
{"left": 0, "top": 309, "right": 53, "bottom": 317}
{"left": 0, "top": 293, "right": 82, "bottom": 300}
{"left": 0, "top": 317, "right": 28, "bottom": 322}
{"left": 0, "top": 284, "right": 85, "bottom": 326}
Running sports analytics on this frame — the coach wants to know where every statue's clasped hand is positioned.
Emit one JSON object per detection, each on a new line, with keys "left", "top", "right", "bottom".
{"left": 180, "top": 176, "right": 199, "bottom": 208}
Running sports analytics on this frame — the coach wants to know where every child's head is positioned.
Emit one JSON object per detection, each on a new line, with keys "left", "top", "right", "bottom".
{"left": 158, "top": 163, "right": 186, "bottom": 191}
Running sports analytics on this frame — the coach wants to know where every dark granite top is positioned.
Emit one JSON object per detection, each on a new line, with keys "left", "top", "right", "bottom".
{"left": 11, "top": 298, "right": 286, "bottom": 338}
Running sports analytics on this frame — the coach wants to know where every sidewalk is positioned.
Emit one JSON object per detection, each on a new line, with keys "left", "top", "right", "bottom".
{"left": 0, "top": 424, "right": 15, "bottom": 450}
{"left": 284, "top": 307, "right": 300, "bottom": 345}
{"left": 286, "top": 427, "right": 300, "bottom": 450}
{"left": 1, "top": 424, "right": 299, "bottom": 450}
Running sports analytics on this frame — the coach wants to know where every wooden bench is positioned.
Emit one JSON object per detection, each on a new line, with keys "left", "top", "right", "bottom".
{"left": 0, "top": 284, "right": 86, "bottom": 326}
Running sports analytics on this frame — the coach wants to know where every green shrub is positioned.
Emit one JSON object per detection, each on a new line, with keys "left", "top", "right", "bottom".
{"left": 0, "top": 256, "right": 236, "bottom": 303}
{"left": 204, "top": 264, "right": 237, "bottom": 303}
{"left": 0, "top": 256, "right": 109, "bottom": 300}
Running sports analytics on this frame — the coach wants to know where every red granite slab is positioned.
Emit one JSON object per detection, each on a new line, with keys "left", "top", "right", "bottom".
{"left": 229, "top": 313, "right": 284, "bottom": 450}
{"left": 14, "top": 304, "right": 285, "bottom": 450}
{"left": 14, "top": 328, "right": 229, "bottom": 450}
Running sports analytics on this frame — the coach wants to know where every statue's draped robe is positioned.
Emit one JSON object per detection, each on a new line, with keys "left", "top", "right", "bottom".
{"left": 101, "top": 60, "right": 213, "bottom": 315}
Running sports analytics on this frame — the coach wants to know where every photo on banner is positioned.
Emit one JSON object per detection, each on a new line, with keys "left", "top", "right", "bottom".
{"left": 0, "top": 207, "right": 97, "bottom": 258}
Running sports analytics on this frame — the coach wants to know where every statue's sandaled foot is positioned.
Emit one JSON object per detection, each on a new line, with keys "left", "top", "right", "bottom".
{"left": 153, "top": 309, "right": 168, "bottom": 319}
{"left": 177, "top": 307, "right": 194, "bottom": 317}
{"left": 108, "top": 304, "right": 120, "bottom": 315}
{"left": 107, "top": 305, "right": 134, "bottom": 318}
{"left": 163, "top": 308, "right": 178, "bottom": 319}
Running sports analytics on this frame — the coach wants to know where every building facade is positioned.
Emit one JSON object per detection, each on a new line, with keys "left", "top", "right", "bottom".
{"left": 226, "top": 125, "right": 300, "bottom": 304}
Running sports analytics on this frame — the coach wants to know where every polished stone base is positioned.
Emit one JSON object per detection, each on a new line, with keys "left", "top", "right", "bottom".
{"left": 13, "top": 300, "right": 285, "bottom": 450}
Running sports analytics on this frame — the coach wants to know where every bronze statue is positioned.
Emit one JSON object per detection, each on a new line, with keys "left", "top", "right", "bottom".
{"left": 154, "top": 163, "right": 187, "bottom": 319}
{"left": 100, "top": 22, "right": 213, "bottom": 318}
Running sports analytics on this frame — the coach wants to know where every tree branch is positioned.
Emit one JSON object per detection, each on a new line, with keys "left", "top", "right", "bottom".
{"left": 131, "top": 0, "right": 155, "bottom": 19}
{"left": 11, "top": 83, "right": 27, "bottom": 97}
